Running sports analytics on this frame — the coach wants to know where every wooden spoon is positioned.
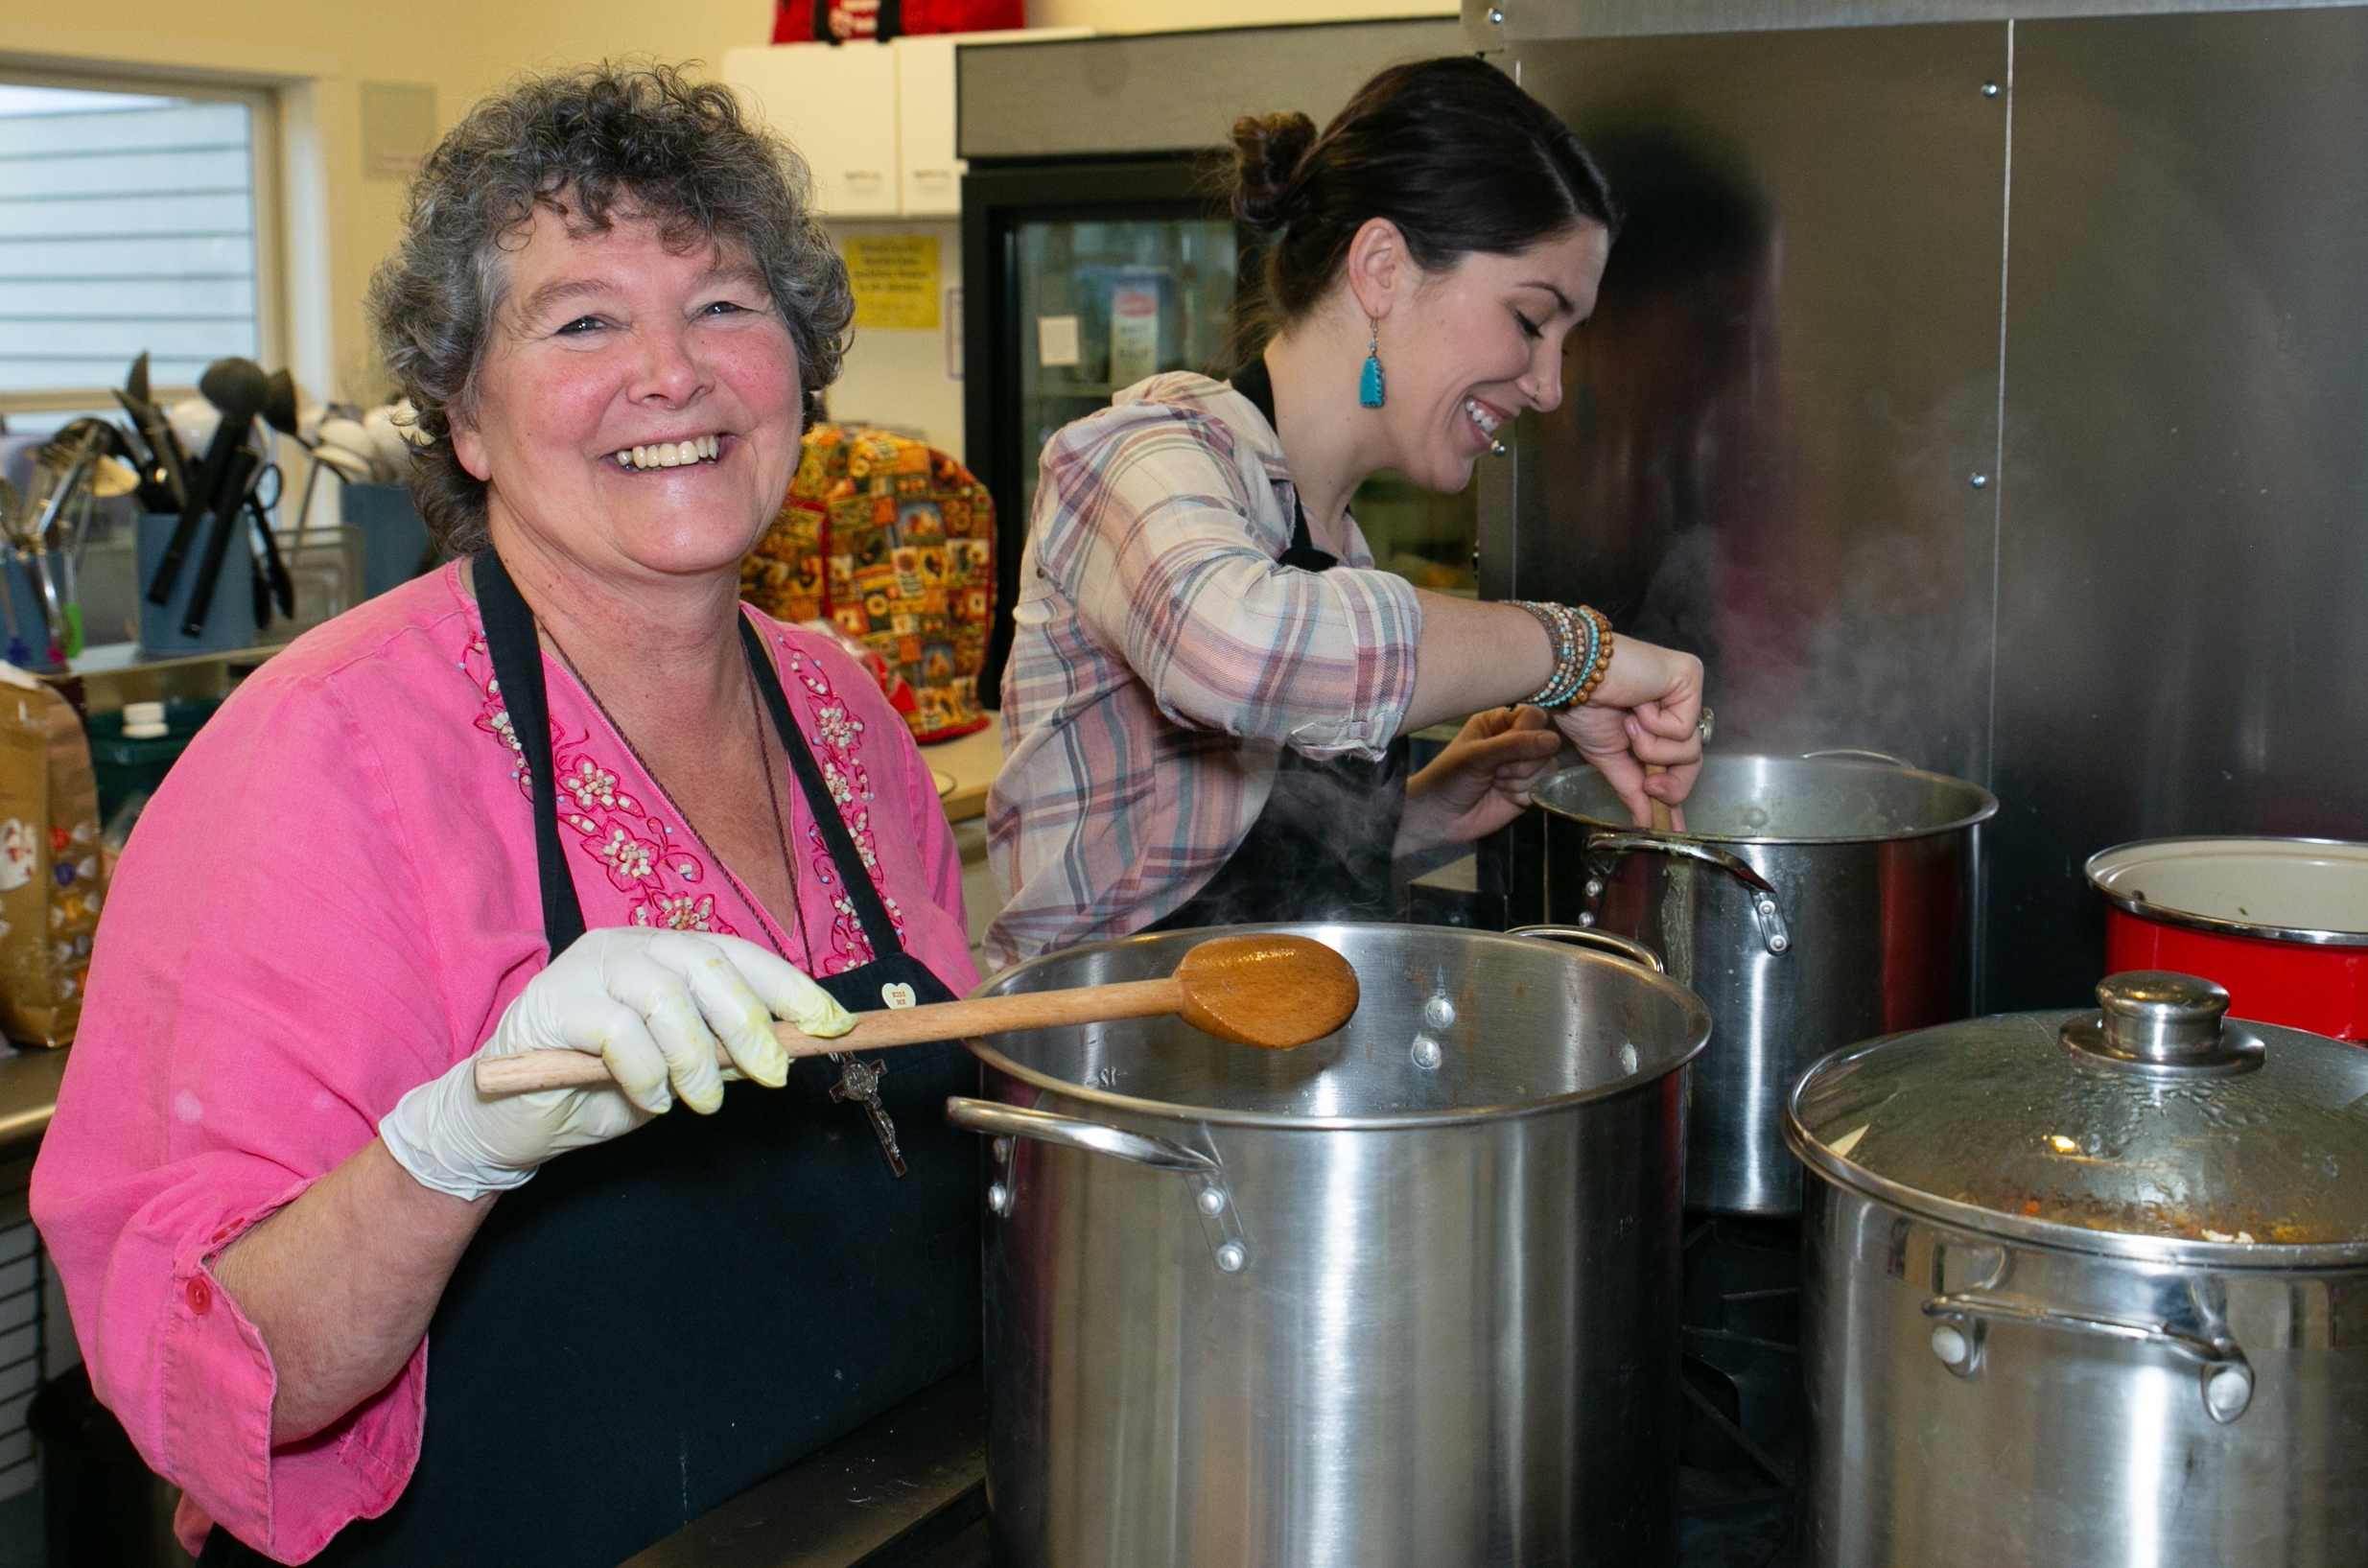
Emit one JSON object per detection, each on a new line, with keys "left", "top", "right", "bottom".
{"left": 475, "top": 933, "right": 1360, "bottom": 1096}
{"left": 1646, "top": 762, "right": 1676, "bottom": 832}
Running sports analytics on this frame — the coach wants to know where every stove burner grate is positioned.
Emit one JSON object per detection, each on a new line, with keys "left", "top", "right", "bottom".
{"left": 1677, "top": 1215, "right": 1803, "bottom": 1568}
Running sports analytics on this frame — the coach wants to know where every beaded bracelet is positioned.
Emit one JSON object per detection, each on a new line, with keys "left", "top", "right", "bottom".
{"left": 1572, "top": 606, "right": 1613, "bottom": 706}
{"left": 1507, "top": 600, "right": 1573, "bottom": 704}
{"left": 1506, "top": 600, "right": 1612, "bottom": 709}
{"left": 1544, "top": 604, "right": 1597, "bottom": 708}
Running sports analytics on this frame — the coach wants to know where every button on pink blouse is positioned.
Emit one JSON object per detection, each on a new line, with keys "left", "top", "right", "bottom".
{"left": 30, "top": 566, "right": 978, "bottom": 1561}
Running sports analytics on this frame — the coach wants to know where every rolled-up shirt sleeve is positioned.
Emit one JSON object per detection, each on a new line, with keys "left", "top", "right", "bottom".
{"left": 33, "top": 677, "right": 467, "bottom": 1561}
{"left": 1043, "top": 410, "right": 1423, "bottom": 759}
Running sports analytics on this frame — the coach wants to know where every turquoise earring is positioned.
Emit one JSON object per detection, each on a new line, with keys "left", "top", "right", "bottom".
{"left": 1359, "top": 317, "right": 1385, "bottom": 409}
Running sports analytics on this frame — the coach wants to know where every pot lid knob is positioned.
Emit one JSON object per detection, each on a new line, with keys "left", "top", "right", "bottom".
{"left": 2097, "top": 971, "right": 2231, "bottom": 1064}
{"left": 2062, "top": 970, "right": 2262, "bottom": 1076}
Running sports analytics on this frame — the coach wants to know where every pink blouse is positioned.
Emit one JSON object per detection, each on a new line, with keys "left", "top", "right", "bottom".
{"left": 29, "top": 565, "right": 977, "bottom": 1562}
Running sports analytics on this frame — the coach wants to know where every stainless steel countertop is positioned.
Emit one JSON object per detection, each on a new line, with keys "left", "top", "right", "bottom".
{"left": 0, "top": 1047, "right": 66, "bottom": 1163}
{"left": 621, "top": 1366, "right": 986, "bottom": 1568}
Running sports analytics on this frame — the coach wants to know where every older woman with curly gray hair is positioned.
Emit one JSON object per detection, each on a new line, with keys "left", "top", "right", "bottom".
{"left": 34, "top": 64, "right": 981, "bottom": 1567}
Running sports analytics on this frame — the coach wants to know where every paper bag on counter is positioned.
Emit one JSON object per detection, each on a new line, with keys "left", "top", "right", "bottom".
{"left": 0, "top": 677, "right": 104, "bottom": 1046}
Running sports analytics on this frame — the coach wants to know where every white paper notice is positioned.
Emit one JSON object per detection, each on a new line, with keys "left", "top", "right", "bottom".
{"left": 1109, "top": 284, "right": 1160, "bottom": 386}
{"left": 1037, "top": 315, "right": 1081, "bottom": 368}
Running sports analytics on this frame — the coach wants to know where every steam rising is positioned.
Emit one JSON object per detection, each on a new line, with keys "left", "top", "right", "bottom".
{"left": 1533, "top": 131, "right": 1994, "bottom": 783}
{"left": 1153, "top": 744, "right": 1406, "bottom": 931}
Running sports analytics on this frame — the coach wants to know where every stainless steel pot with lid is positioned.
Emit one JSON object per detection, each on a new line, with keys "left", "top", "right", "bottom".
{"left": 1536, "top": 750, "right": 1996, "bottom": 1213}
{"left": 948, "top": 922, "right": 1710, "bottom": 1567}
{"left": 1785, "top": 971, "right": 2368, "bottom": 1565}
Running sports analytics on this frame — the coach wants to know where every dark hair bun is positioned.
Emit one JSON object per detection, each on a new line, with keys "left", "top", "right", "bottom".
{"left": 1229, "top": 110, "right": 1317, "bottom": 232}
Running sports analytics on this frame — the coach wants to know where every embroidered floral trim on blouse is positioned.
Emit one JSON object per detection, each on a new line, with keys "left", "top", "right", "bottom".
{"left": 775, "top": 633, "right": 907, "bottom": 970}
{"left": 464, "top": 633, "right": 735, "bottom": 939}
{"left": 463, "top": 625, "right": 907, "bottom": 975}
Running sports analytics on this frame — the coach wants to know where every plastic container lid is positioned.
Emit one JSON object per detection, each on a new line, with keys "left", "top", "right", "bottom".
{"left": 120, "top": 699, "right": 167, "bottom": 737}
{"left": 1785, "top": 971, "right": 2368, "bottom": 1265}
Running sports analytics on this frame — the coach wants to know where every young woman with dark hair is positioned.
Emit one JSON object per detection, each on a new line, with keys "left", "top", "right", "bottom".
{"left": 986, "top": 57, "right": 1707, "bottom": 965}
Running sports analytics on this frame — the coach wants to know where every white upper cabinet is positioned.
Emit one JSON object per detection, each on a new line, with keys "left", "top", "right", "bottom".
{"left": 894, "top": 35, "right": 963, "bottom": 218}
{"left": 725, "top": 35, "right": 1016, "bottom": 220}
{"left": 724, "top": 42, "right": 900, "bottom": 218}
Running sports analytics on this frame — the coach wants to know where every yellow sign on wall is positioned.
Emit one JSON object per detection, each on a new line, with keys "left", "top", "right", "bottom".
{"left": 843, "top": 235, "right": 941, "bottom": 332}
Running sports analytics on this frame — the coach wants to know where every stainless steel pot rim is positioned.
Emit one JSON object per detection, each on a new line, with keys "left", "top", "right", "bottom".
{"left": 1782, "top": 1041, "right": 2368, "bottom": 1269}
{"left": 2085, "top": 836, "right": 2368, "bottom": 948}
{"left": 962, "top": 926, "right": 1711, "bottom": 1132}
{"left": 1536, "top": 753, "right": 2000, "bottom": 846}
{"left": 973, "top": 1041, "right": 1701, "bottom": 1131}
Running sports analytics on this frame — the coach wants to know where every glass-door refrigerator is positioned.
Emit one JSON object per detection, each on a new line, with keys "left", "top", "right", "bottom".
{"left": 963, "top": 157, "right": 1241, "bottom": 706}
{"left": 963, "top": 156, "right": 1485, "bottom": 710}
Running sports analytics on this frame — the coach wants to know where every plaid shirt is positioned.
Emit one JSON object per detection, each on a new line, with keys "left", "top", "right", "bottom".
{"left": 985, "top": 372, "right": 1422, "bottom": 966}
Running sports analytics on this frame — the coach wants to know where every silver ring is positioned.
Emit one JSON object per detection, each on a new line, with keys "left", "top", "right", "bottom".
{"left": 1698, "top": 706, "right": 1715, "bottom": 743}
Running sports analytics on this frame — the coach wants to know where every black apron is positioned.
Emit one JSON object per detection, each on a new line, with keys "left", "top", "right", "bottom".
{"left": 1151, "top": 358, "right": 1408, "bottom": 932}
{"left": 200, "top": 551, "right": 977, "bottom": 1567}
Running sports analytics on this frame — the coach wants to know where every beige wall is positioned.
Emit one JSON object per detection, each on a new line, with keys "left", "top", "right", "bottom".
{"left": 0, "top": 0, "right": 1452, "bottom": 408}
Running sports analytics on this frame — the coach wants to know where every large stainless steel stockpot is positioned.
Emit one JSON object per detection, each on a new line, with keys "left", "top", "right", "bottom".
{"left": 946, "top": 922, "right": 1710, "bottom": 1568}
{"left": 1536, "top": 750, "right": 1995, "bottom": 1214}
{"left": 1784, "top": 972, "right": 2368, "bottom": 1567}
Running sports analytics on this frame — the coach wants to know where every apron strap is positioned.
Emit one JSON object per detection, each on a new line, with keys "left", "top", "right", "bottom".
{"left": 1229, "top": 355, "right": 1339, "bottom": 574}
{"left": 472, "top": 546, "right": 907, "bottom": 968}
{"left": 736, "top": 616, "right": 909, "bottom": 961}
{"left": 474, "top": 549, "right": 587, "bottom": 957}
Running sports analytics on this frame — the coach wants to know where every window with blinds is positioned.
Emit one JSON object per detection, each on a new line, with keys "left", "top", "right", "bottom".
{"left": 0, "top": 82, "right": 265, "bottom": 401}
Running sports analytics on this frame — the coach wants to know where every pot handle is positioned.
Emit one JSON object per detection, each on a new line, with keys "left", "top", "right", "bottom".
{"left": 944, "top": 1098, "right": 1254, "bottom": 1274}
{"left": 944, "top": 1098, "right": 1212, "bottom": 1171}
{"left": 1583, "top": 833, "right": 1793, "bottom": 956}
{"left": 1506, "top": 924, "right": 1666, "bottom": 975}
{"left": 1802, "top": 747, "right": 1916, "bottom": 769}
{"left": 1921, "top": 1290, "right": 2254, "bottom": 1423}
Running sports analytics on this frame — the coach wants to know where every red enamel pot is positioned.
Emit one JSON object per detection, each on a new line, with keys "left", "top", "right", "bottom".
{"left": 2086, "top": 837, "right": 2368, "bottom": 1041}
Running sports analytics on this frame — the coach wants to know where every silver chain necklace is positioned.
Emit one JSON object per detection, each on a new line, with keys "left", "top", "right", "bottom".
{"left": 540, "top": 619, "right": 817, "bottom": 974}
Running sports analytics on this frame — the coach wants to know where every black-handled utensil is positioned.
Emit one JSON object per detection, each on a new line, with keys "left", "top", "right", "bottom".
{"left": 256, "top": 367, "right": 316, "bottom": 572}
{"left": 108, "top": 416, "right": 174, "bottom": 512}
{"left": 261, "top": 369, "right": 299, "bottom": 442}
{"left": 149, "top": 358, "right": 267, "bottom": 606}
{"left": 246, "top": 463, "right": 293, "bottom": 620}
{"left": 122, "top": 353, "right": 188, "bottom": 506}
{"left": 112, "top": 389, "right": 186, "bottom": 512}
{"left": 250, "top": 535, "right": 270, "bottom": 630}
{"left": 181, "top": 446, "right": 260, "bottom": 637}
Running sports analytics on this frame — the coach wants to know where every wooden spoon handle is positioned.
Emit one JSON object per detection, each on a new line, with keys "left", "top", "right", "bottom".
{"left": 1646, "top": 762, "right": 1675, "bottom": 833}
{"left": 474, "top": 976, "right": 1185, "bottom": 1095}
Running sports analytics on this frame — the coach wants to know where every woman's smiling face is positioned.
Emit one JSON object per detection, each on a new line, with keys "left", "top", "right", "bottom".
{"left": 1369, "top": 223, "right": 1610, "bottom": 494}
{"left": 453, "top": 199, "right": 803, "bottom": 583}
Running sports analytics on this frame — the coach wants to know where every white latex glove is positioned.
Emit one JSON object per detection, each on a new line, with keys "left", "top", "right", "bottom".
{"left": 378, "top": 929, "right": 856, "bottom": 1202}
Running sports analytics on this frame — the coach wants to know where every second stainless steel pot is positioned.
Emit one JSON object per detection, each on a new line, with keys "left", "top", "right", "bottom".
{"left": 948, "top": 922, "right": 1709, "bottom": 1568}
{"left": 1786, "top": 972, "right": 2368, "bottom": 1566}
{"left": 1536, "top": 750, "right": 1996, "bottom": 1214}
